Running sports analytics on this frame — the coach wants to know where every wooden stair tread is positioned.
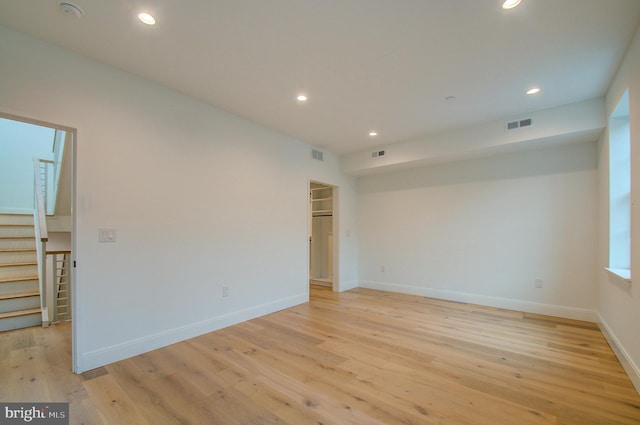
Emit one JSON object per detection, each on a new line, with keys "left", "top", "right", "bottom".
{"left": 0, "top": 236, "right": 35, "bottom": 239}
{"left": 0, "top": 249, "right": 36, "bottom": 253}
{"left": 0, "top": 291, "right": 39, "bottom": 300}
{"left": 0, "top": 262, "right": 37, "bottom": 268}
{"left": 0, "top": 308, "right": 40, "bottom": 320}
{"left": 0, "top": 276, "right": 38, "bottom": 284}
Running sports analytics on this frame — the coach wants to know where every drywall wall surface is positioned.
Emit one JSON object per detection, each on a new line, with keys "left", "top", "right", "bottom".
{"left": 0, "top": 25, "right": 357, "bottom": 372}
{"left": 597, "top": 25, "right": 640, "bottom": 391}
{"left": 0, "top": 118, "right": 55, "bottom": 213}
{"left": 47, "top": 232, "right": 71, "bottom": 251}
{"left": 307, "top": 147, "right": 358, "bottom": 292}
{"left": 357, "top": 141, "right": 598, "bottom": 321}
{"left": 343, "top": 99, "right": 604, "bottom": 176}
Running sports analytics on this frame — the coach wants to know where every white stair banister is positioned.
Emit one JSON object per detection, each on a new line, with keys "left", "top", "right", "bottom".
{"left": 33, "top": 158, "right": 49, "bottom": 326}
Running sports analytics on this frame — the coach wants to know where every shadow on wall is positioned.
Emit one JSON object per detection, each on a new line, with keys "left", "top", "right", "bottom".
{"left": 357, "top": 141, "right": 598, "bottom": 194}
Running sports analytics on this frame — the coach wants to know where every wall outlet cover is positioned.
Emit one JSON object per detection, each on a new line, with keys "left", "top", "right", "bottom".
{"left": 98, "top": 228, "right": 116, "bottom": 242}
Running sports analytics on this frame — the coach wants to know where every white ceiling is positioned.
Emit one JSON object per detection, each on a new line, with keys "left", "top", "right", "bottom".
{"left": 1, "top": 0, "right": 639, "bottom": 154}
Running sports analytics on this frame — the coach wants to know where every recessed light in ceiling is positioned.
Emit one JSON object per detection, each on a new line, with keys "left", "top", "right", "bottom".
{"left": 138, "top": 12, "right": 156, "bottom": 25}
{"left": 526, "top": 87, "right": 541, "bottom": 95}
{"left": 445, "top": 96, "right": 456, "bottom": 102}
{"left": 59, "top": 3, "right": 83, "bottom": 19}
{"left": 502, "top": 0, "right": 522, "bottom": 9}
{"left": 368, "top": 131, "right": 378, "bottom": 137}
{"left": 296, "top": 95, "right": 308, "bottom": 102}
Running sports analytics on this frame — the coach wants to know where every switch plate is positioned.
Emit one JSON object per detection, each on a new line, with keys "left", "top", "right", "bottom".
{"left": 99, "top": 228, "right": 117, "bottom": 242}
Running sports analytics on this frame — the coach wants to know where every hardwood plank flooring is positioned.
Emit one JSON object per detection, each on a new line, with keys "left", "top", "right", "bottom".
{"left": 1, "top": 286, "right": 639, "bottom": 424}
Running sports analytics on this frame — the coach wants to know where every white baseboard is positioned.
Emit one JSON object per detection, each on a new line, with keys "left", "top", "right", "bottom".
{"left": 359, "top": 280, "right": 597, "bottom": 322}
{"left": 337, "top": 279, "right": 358, "bottom": 292}
{"left": 78, "top": 292, "right": 308, "bottom": 373}
{"left": 597, "top": 313, "right": 640, "bottom": 395}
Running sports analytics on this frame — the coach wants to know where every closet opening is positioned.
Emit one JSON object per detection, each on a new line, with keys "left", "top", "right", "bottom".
{"left": 309, "top": 181, "right": 335, "bottom": 290}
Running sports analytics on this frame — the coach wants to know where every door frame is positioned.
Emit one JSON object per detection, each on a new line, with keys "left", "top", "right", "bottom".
{"left": 0, "top": 112, "right": 78, "bottom": 372}
{"left": 309, "top": 179, "right": 339, "bottom": 292}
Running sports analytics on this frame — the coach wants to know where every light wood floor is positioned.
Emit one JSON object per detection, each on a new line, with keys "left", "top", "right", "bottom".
{"left": 1, "top": 286, "right": 639, "bottom": 424}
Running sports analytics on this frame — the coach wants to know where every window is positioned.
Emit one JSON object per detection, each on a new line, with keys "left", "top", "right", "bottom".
{"left": 607, "top": 90, "right": 631, "bottom": 282}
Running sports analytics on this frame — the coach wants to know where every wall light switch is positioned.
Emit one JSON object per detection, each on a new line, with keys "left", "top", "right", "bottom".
{"left": 99, "top": 228, "right": 117, "bottom": 243}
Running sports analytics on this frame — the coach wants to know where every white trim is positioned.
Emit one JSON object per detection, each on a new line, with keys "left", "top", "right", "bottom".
{"left": 597, "top": 313, "right": 640, "bottom": 395}
{"left": 78, "top": 292, "right": 307, "bottom": 373}
{"left": 604, "top": 267, "right": 632, "bottom": 285}
{"left": 338, "top": 279, "right": 358, "bottom": 292}
{"left": 359, "top": 280, "right": 597, "bottom": 322}
{"left": 0, "top": 110, "right": 79, "bottom": 373}
{"left": 308, "top": 179, "right": 340, "bottom": 294}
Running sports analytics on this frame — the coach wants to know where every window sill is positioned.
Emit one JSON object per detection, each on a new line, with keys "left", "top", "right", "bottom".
{"left": 605, "top": 268, "right": 631, "bottom": 286}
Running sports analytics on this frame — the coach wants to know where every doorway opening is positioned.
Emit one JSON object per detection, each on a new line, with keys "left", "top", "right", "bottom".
{"left": 309, "top": 181, "right": 336, "bottom": 290}
{"left": 0, "top": 112, "right": 76, "bottom": 371}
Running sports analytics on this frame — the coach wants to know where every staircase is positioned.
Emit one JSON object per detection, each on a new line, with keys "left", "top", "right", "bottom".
{"left": 0, "top": 214, "right": 41, "bottom": 331}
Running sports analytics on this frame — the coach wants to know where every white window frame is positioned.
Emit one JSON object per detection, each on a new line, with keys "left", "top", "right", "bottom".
{"left": 606, "top": 90, "right": 631, "bottom": 284}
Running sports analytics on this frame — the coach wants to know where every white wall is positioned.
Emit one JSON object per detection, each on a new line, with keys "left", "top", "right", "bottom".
{"left": 343, "top": 99, "right": 605, "bottom": 176}
{"left": 358, "top": 141, "right": 598, "bottom": 321}
{"left": 598, "top": 25, "right": 640, "bottom": 392}
{"left": 0, "top": 118, "right": 55, "bottom": 213}
{"left": 307, "top": 149, "right": 359, "bottom": 292}
{"left": 47, "top": 232, "right": 71, "bottom": 251}
{"left": 0, "top": 25, "right": 357, "bottom": 372}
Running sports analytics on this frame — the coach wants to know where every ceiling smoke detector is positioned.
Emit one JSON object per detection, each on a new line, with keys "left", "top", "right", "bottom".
{"left": 59, "top": 2, "right": 83, "bottom": 19}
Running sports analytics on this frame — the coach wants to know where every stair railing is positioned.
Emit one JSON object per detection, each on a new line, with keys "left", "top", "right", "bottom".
{"left": 48, "top": 250, "right": 72, "bottom": 323}
{"left": 51, "top": 130, "right": 66, "bottom": 215}
{"left": 36, "top": 159, "right": 54, "bottom": 214}
{"left": 33, "top": 158, "right": 49, "bottom": 326}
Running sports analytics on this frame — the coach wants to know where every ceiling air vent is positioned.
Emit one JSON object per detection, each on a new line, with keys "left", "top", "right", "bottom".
{"left": 311, "top": 149, "right": 324, "bottom": 161}
{"left": 506, "top": 117, "right": 533, "bottom": 131}
{"left": 371, "top": 149, "right": 386, "bottom": 158}
{"left": 519, "top": 118, "right": 532, "bottom": 127}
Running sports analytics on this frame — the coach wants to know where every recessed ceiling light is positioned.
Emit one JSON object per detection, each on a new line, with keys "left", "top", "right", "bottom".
{"left": 445, "top": 96, "right": 456, "bottom": 102}
{"left": 138, "top": 12, "right": 156, "bottom": 25}
{"left": 296, "top": 95, "right": 308, "bottom": 102}
{"left": 526, "top": 87, "right": 541, "bottom": 95}
{"left": 369, "top": 131, "right": 378, "bottom": 137}
{"left": 502, "top": 0, "right": 522, "bottom": 9}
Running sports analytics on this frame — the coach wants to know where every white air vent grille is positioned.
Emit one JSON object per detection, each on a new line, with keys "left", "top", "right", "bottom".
{"left": 506, "top": 117, "right": 533, "bottom": 131}
{"left": 312, "top": 149, "right": 324, "bottom": 161}
{"left": 371, "top": 150, "right": 386, "bottom": 158}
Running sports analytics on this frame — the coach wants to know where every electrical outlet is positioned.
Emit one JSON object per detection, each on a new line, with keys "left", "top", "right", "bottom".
{"left": 534, "top": 279, "right": 543, "bottom": 288}
{"left": 222, "top": 286, "right": 229, "bottom": 297}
